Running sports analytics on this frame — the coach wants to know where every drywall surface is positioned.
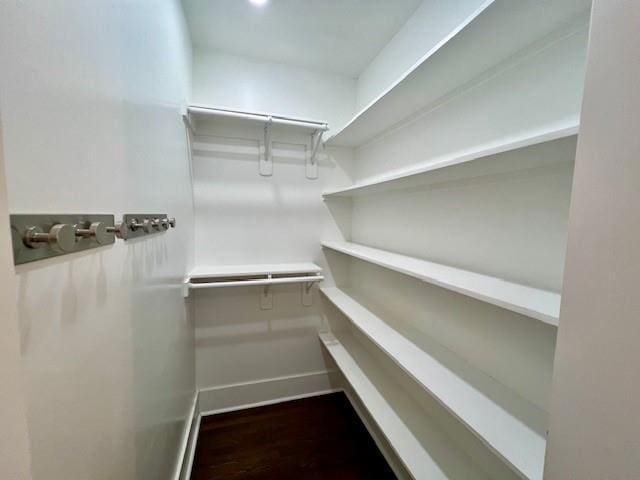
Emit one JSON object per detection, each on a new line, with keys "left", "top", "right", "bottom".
{"left": 191, "top": 117, "right": 353, "bottom": 396}
{"left": 545, "top": 1, "right": 640, "bottom": 478}
{"left": 192, "top": 49, "right": 356, "bottom": 131}
{"left": 0, "top": 119, "right": 33, "bottom": 480}
{"left": 0, "top": 1, "right": 195, "bottom": 480}
{"left": 356, "top": 0, "right": 488, "bottom": 112}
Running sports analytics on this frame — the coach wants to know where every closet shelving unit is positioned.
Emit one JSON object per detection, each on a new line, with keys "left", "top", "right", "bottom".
{"left": 319, "top": 331, "right": 485, "bottom": 480}
{"left": 321, "top": 287, "right": 546, "bottom": 480}
{"left": 318, "top": 1, "right": 590, "bottom": 479}
{"left": 322, "top": 241, "right": 560, "bottom": 326}
{"left": 324, "top": 0, "right": 589, "bottom": 148}
{"left": 185, "top": 104, "right": 328, "bottom": 178}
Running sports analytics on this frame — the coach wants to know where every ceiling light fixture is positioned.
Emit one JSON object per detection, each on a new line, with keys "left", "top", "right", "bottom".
{"left": 249, "top": 0, "right": 268, "bottom": 6}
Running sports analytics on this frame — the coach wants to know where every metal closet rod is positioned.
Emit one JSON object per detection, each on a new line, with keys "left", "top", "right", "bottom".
{"left": 187, "top": 105, "right": 329, "bottom": 131}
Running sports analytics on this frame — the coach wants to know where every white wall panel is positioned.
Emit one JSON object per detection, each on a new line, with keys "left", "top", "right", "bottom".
{"left": 545, "top": 1, "right": 640, "bottom": 478}
{"left": 192, "top": 49, "right": 356, "bottom": 131}
{"left": 191, "top": 117, "right": 353, "bottom": 392}
{"left": 0, "top": 1, "right": 195, "bottom": 480}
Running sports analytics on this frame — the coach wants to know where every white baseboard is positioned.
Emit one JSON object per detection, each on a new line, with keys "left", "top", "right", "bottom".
{"left": 198, "top": 370, "right": 341, "bottom": 415}
{"left": 173, "top": 369, "right": 405, "bottom": 480}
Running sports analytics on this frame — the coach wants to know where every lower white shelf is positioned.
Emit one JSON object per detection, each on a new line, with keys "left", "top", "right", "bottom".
{"left": 319, "top": 331, "right": 485, "bottom": 480}
{"left": 184, "top": 262, "right": 323, "bottom": 297}
{"left": 321, "top": 286, "right": 547, "bottom": 480}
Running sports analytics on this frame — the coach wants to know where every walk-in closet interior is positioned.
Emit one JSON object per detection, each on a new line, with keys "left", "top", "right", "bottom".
{"left": 2, "top": 1, "right": 639, "bottom": 479}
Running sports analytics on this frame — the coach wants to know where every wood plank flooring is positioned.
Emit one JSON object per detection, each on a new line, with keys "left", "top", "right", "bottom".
{"left": 191, "top": 392, "right": 397, "bottom": 479}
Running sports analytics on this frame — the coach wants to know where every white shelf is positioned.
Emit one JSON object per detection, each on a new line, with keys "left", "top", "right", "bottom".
{"left": 185, "top": 263, "right": 323, "bottom": 294}
{"left": 322, "top": 241, "right": 560, "bottom": 326}
{"left": 326, "top": 0, "right": 590, "bottom": 147}
{"left": 319, "top": 331, "right": 485, "bottom": 480}
{"left": 323, "top": 124, "right": 578, "bottom": 198}
{"left": 188, "top": 262, "right": 321, "bottom": 280}
{"left": 321, "top": 287, "right": 548, "bottom": 480}
{"left": 187, "top": 104, "right": 328, "bottom": 132}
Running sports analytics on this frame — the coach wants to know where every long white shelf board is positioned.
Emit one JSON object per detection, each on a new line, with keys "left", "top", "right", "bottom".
{"left": 323, "top": 124, "right": 579, "bottom": 198}
{"left": 322, "top": 241, "right": 560, "bottom": 326}
{"left": 319, "top": 331, "right": 485, "bottom": 480}
{"left": 326, "top": 0, "right": 590, "bottom": 147}
{"left": 321, "top": 288, "right": 547, "bottom": 480}
{"left": 188, "top": 262, "right": 322, "bottom": 280}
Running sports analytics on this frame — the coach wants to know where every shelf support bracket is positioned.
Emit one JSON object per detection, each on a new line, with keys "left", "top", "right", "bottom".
{"left": 260, "top": 117, "right": 273, "bottom": 176}
{"left": 260, "top": 274, "right": 274, "bottom": 309}
{"left": 301, "top": 280, "right": 315, "bottom": 306}
{"left": 306, "top": 130, "right": 322, "bottom": 180}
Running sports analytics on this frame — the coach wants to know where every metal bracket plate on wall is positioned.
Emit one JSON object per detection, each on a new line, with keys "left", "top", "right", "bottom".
{"left": 306, "top": 130, "right": 322, "bottom": 180}
{"left": 122, "top": 214, "right": 173, "bottom": 240}
{"left": 10, "top": 214, "right": 115, "bottom": 265}
{"left": 301, "top": 281, "right": 314, "bottom": 306}
{"left": 260, "top": 118, "right": 273, "bottom": 176}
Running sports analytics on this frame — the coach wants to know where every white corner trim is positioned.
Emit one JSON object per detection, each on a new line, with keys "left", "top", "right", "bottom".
{"left": 172, "top": 391, "right": 199, "bottom": 480}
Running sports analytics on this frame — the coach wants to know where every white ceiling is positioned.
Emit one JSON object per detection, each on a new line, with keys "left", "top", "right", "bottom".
{"left": 181, "top": 0, "right": 422, "bottom": 77}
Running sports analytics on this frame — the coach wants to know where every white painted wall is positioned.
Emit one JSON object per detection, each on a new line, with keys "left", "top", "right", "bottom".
{"left": 0, "top": 118, "right": 33, "bottom": 480}
{"left": 191, "top": 117, "right": 353, "bottom": 410}
{"left": 0, "top": 1, "right": 195, "bottom": 479}
{"left": 355, "top": 0, "right": 489, "bottom": 112}
{"left": 545, "top": 1, "right": 640, "bottom": 478}
{"left": 192, "top": 49, "right": 356, "bottom": 131}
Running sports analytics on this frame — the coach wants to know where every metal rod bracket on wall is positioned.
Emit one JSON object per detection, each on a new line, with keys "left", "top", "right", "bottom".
{"left": 306, "top": 130, "right": 323, "bottom": 180}
{"left": 260, "top": 274, "right": 274, "bottom": 309}
{"left": 260, "top": 117, "right": 274, "bottom": 176}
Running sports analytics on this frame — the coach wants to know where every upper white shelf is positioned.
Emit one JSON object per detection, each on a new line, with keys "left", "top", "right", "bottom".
{"left": 322, "top": 241, "right": 560, "bottom": 326}
{"left": 323, "top": 123, "right": 578, "bottom": 198}
{"left": 319, "top": 331, "right": 485, "bottom": 480}
{"left": 321, "top": 287, "right": 548, "bottom": 480}
{"left": 186, "top": 104, "right": 328, "bottom": 132}
{"left": 326, "top": 0, "right": 590, "bottom": 147}
{"left": 188, "top": 262, "right": 321, "bottom": 280}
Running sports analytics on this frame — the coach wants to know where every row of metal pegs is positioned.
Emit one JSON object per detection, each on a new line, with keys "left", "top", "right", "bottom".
{"left": 11, "top": 213, "right": 176, "bottom": 265}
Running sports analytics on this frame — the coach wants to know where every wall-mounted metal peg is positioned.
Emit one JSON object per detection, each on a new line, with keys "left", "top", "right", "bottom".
{"left": 168, "top": 217, "right": 176, "bottom": 228}
{"left": 23, "top": 224, "right": 76, "bottom": 253}
{"left": 151, "top": 217, "right": 164, "bottom": 230}
{"left": 106, "top": 221, "right": 129, "bottom": 239}
{"left": 129, "top": 218, "right": 152, "bottom": 233}
{"left": 75, "top": 221, "right": 113, "bottom": 244}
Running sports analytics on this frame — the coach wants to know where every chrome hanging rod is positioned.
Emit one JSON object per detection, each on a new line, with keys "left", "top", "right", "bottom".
{"left": 187, "top": 105, "right": 329, "bottom": 131}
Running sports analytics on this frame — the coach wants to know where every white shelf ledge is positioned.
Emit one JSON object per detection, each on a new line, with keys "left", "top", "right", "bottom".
{"left": 322, "top": 241, "right": 560, "bottom": 326}
{"left": 326, "top": 1, "right": 590, "bottom": 147}
{"left": 321, "top": 288, "right": 547, "bottom": 480}
{"left": 323, "top": 124, "right": 578, "bottom": 198}
{"left": 319, "top": 331, "right": 485, "bottom": 480}
{"left": 186, "top": 104, "right": 328, "bottom": 132}
{"left": 188, "top": 262, "right": 321, "bottom": 280}
{"left": 185, "top": 263, "right": 323, "bottom": 296}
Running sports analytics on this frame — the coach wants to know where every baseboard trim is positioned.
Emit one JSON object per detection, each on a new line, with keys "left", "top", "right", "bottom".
{"left": 172, "top": 391, "right": 198, "bottom": 480}
{"left": 198, "top": 370, "right": 340, "bottom": 414}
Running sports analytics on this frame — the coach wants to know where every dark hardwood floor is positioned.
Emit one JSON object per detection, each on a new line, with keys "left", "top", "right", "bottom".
{"left": 190, "top": 392, "right": 397, "bottom": 479}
